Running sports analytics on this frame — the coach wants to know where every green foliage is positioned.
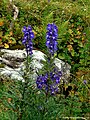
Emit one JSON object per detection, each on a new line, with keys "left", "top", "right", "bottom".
{"left": 0, "top": 74, "right": 89, "bottom": 119}
{"left": 57, "top": 14, "right": 90, "bottom": 73}
{"left": 0, "top": 0, "right": 90, "bottom": 119}
{"left": 0, "top": 0, "right": 16, "bottom": 48}
{"left": 0, "top": 51, "right": 90, "bottom": 119}
{"left": 0, "top": 0, "right": 90, "bottom": 73}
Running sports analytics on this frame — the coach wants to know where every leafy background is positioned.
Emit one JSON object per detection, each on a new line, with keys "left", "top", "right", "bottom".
{"left": 0, "top": 0, "right": 90, "bottom": 73}
{"left": 0, "top": 0, "right": 90, "bottom": 119}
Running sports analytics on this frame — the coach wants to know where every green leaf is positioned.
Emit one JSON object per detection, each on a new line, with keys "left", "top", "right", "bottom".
{"left": 59, "top": 20, "right": 69, "bottom": 36}
{"left": 71, "top": 50, "right": 75, "bottom": 57}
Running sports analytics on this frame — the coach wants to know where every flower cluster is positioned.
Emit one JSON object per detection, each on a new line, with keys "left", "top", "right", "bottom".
{"left": 22, "top": 25, "right": 34, "bottom": 55}
{"left": 36, "top": 74, "right": 48, "bottom": 90}
{"left": 46, "top": 23, "right": 58, "bottom": 55}
{"left": 36, "top": 69, "right": 62, "bottom": 95}
{"left": 22, "top": 24, "right": 61, "bottom": 95}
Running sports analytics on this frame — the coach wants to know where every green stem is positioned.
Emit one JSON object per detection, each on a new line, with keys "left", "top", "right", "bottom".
{"left": 18, "top": 51, "right": 29, "bottom": 120}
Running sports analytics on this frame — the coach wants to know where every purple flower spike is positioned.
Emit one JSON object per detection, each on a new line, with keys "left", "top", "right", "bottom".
{"left": 22, "top": 25, "right": 34, "bottom": 55}
{"left": 46, "top": 23, "right": 58, "bottom": 55}
{"left": 36, "top": 70, "right": 62, "bottom": 95}
{"left": 36, "top": 74, "right": 48, "bottom": 90}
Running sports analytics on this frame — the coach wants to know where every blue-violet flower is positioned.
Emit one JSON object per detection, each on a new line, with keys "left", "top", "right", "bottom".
{"left": 36, "top": 70, "right": 62, "bottom": 95}
{"left": 22, "top": 25, "right": 34, "bottom": 55}
{"left": 46, "top": 23, "right": 58, "bottom": 55}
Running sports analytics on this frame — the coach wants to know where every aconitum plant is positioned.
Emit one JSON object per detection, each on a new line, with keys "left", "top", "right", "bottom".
{"left": 46, "top": 23, "right": 58, "bottom": 55}
{"left": 22, "top": 25, "right": 34, "bottom": 55}
{"left": 36, "top": 23, "right": 62, "bottom": 95}
{"left": 36, "top": 69, "right": 62, "bottom": 95}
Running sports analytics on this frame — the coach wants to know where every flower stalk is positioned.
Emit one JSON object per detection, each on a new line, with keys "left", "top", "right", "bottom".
{"left": 36, "top": 23, "right": 62, "bottom": 96}
{"left": 18, "top": 25, "right": 34, "bottom": 119}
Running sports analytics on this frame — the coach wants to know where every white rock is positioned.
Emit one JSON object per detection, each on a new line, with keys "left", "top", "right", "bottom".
{"left": 0, "top": 49, "right": 71, "bottom": 82}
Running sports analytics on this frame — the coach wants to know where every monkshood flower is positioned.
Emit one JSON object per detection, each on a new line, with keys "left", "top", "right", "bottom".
{"left": 22, "top": 25, "right": 34, "bottom": 55}
{"left": 46, "top": 23, "right": 58, "bottom": 55}
{"left": 50, "top": 84, "right": 58, "bottom": 95}
{"left": 36, "top": 70, "right": 62, "bottom": 95}
{"left": 50, "top": 70, "right": 62, "bottom": 84}
{"left": 36, "top": 74, "right": 48, "bottom": 89}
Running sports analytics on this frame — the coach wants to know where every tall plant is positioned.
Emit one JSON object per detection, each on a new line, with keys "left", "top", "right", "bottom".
{"left": 36, "top": 23, "right": 62, "bottom": 96}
